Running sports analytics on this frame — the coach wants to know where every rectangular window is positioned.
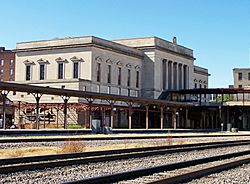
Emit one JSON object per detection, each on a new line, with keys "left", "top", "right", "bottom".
{"left": 73, "top": 62, "right": 79, "bottom": 79}
{"left": 9, "top": 78, "right": 13, "bottom": 81}
{"left": 108, "top": 86, "right": 111, "bottom": 94}
{"left": 10, "top": 69, "right": 13, "bottom": 75}
{"left": 136, "top": 71, "right": 139, "bottom": 88}
{"left": 127, "top": 69, "right": 130, "bottom": 87}
{"left": 40, "top": 64, "right": 45, "bottom": 80}
{"left": 118, "top": 87, "right": 121, "bottom": 95}
{"left": 118, "top": 67, "right": 121, "bottom": 85}
{"left": 26, "top": 65, "right": 31, "bottom": 80}
{"left": 0, "top": 69, "right": 3, "bottom": 74}
{"left": 58, "top": 63, "right": 63, "bottom": 79}
{"left": 107, "top": 65, "right": 111, "bottom": 83}
{"left": 248, "top": 73, "right": 250, "bottom": 80}
{"left": 239, "top": 85, "right": 243, "bottom": 88}
{"left": 97, "top": 63, "right": 101, "bottom": 82}
{"left": 10, "top": 59, "right": 14, "bottom": 66}
{"left": 0, "top": 60, "right": 4, "bottom": 66}
{"left": 194, "top": 83, "right": 197, "bottom": 88}
{"left": 128, "top": 89, "right": 130, "bottom": 96}
{"left": 238, "top": 72, "right": 242, "bottom": 80}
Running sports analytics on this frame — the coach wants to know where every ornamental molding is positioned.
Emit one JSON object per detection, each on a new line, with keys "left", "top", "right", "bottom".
{"left": 126, "top": 63, "right": 132, "bottom": 68}
{"left": 55, "top": 57, "right": 68, "bottom": 63}
{"left": 23, "top": 59, "right": 35, "bottom": 65}
{"left": 116, "top": 61, "right": 124, "bottom": 66}
{"left": 106, "top": 58, "right": 113, "bottom": 64}
{"left": 70, "top": 56, "right": 84, "bottom": 62}
{"left": 37, "top": 58, "right": 49, "bottom": 64}
{"left": 95, "top": 56, "right": 103, "bottom": 62}
{"left": 135, "top": 65, "right": 141, "bottom": 70}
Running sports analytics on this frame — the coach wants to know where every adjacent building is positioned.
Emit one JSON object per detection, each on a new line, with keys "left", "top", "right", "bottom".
{"left": 233, "top": 68, "right": 250, "bottom": 88}
{"left": 0, "top": 47, "right": 15, "bottom": 82}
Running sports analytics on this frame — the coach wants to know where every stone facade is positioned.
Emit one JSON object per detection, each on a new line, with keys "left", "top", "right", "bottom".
{"left": 10, "top": 36, "right": 209, "bottom": 102}
{"left": 233, "top": 68, "right": 250, "bottom": 88}
{"left": 193, "top": 65, "right": 209, "bottom": 88}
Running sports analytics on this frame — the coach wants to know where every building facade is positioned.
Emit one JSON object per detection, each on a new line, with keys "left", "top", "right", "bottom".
{"left": 233, "top": 68, "right": 250, "bottom": 88}
{"left": 0, "top": 47, "right": 15, "bottom": 82}
{"left": 8, "top": 36, "right": 209, "bottom": 129}
{"left": 12, "top": 36, "right": 209, "bottom": 99}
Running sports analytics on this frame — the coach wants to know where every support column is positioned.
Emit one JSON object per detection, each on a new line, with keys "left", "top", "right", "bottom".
{"left": 128, "top": 104, "right": 132, "bottom": 129}
{"left": 178, "top": 64, "right": 183, "bottom": 90}
{"left": 88, "top": 101, "right": 93, "bottom": 128}
{"left": 61, "top": 96, "right": 70, "bottom": 129}
{"left": 110, "top": 103, "right": 114, "bottom": 128}
{"left": 1, "top": 90, "right": 9, "bottom": 129}
{"left": 146, "top": 105, "right": 149, "bottom": 129}
{"left": 165, "top": 60, "right": 168, "bottom": 90}
{"left": 175, "top": 62, "right": 179, "bottom": 90}
{"left": 160, "top": 106, "right": 164, "bottom": 129}
{"left": 32, "top": 93, "right": 42, "bottom": 129}
{"left": 173, "top": 108, "right": 177, "bottom": 129}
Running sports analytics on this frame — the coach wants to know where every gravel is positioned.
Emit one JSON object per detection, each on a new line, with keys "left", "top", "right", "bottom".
{"left": 187, "top": 163, "right": 250, "bottom": 184}
{"left": 0, "top": 144, "right": 250, "bottom": 183}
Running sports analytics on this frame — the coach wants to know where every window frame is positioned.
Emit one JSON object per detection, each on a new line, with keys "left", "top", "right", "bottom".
{"left": 58, "top": 62, "right": 64, "bottom": 79}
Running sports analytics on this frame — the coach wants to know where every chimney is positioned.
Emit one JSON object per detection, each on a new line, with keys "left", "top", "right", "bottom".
{"left": 172, "top": 37, "right": 177, "bottom": 44}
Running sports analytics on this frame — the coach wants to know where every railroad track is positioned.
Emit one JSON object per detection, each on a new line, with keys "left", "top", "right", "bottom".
{"left": 65, "top": 150, "right": 250, "bottom": 184}
{"left": 0, "top": 140, "right": 250, "bottom": 175}
{"left": 1, "top": 134, "right": 250, "bottom": 143}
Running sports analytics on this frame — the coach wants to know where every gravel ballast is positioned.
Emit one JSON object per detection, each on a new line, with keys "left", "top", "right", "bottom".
{"left": 1, "top": 144, "right": 250, "bottom": 184}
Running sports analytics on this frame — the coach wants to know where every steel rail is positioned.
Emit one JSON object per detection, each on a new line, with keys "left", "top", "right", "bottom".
{"left": 149, "top": 157, "right": 250, "bottom": 184}
{"left": 64, "top": 150, "right": 250, "bottom": 184}
{"left": 0, "top": 140, "right": 250, "bottom": 174}
{"left": 1, "top": 139, "right": 249, "bottom": 166}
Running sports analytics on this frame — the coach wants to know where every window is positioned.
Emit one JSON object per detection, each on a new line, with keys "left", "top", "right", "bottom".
{"left": 10, "top": 59, "right": 14, "bottom": 66}
{"left": 26, "top": 65, "right": 31, "bottom": 80}
{"left": 194, "top": 83, "right": 197, "bottom": 88}
{"left": 127, "top": 69, "right": 131, "bottom": 87}
{"left": 199, "top": 84, "right": 202, "bottom": 88}
{"left": 40, "top": 64, "right": 45, "bottom": 80}
{"left": 9, "top": 78, "right": 13, "bottom": 81}
{"left": 118, "top": 67, "right": 121, "bottom": 85}
{"left": 97, "top": 63, "right": 101, "bottom": 82}
{"left": 118, "top": 87, "right": 121, "bottom": 95}
{"left": 0, "top": 69, "right": 3, "bottom": 74}
{"left": 238, "top": 72, "right": 242, "bottom": 80}
{"left": 128, "top": 89, "right": 130, "bottom": 96}
{"left": 108, "top": 86, "right": 111, "bottom": 94}
{"left": 248, "top": 73, "right": 250, "bottom": 80}
{"left": 96, "top": 85, "right": 100, "bottom": 93}
{"left": 0, "top": 78, "right": 3, "bottom": 81}
{"left": 136, "top": 71, "right": 139, "bottom": 88}
{"left": 239, "top": 85, "right": 243, "bottom": 88}
{"left": 61, "top": 85, "right": 65, "bottom": 89}
{"left": 58, "top": 63, "right": 64, "bottom": 79}
{"left": 204, "top": 85, "right": 207, "bottom": 89}
{"left": 73, "top": 62, "right": 79, "bottom": 79}
{"left": 107, "top": 65, "right": 111, "bottom": 83}
{"left": 0, "top": 60, "right": 4, "bottom": 66}
{"left": 10, "top": 69, "right": 13, "bottom": 75}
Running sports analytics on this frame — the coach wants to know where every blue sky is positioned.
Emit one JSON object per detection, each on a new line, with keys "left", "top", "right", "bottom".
{"left": 1, "top": 0, "right": 250, "bottom": 88}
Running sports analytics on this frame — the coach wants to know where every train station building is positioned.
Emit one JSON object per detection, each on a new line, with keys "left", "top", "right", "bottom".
{"left": 3, "top": 36, "right": 211, "bottom": 129}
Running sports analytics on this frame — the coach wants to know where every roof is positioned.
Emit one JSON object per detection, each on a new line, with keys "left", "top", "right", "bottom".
{"left": 1, "top": 82, "right": 191, "bottom": 107}
{"left": 168, "top": 88, "right": 250, "bottom": 95}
